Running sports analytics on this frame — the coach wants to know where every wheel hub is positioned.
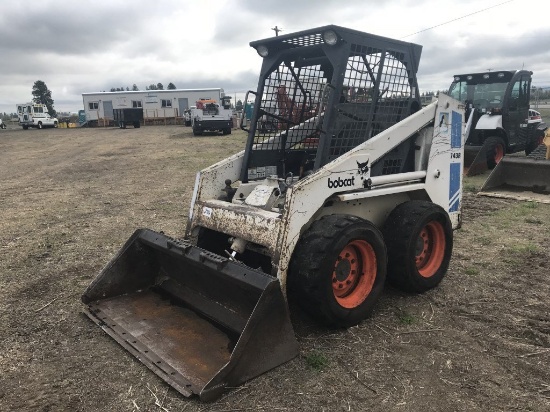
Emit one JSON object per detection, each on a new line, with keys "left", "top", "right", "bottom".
{"left": 334, "top": 259, "right": 352, "bottom": 282}
{"left": 415, "top": 221, "right": 445, "bottom": 278}
{"left": 331, "top": 240, "right": 377, "bottom": 308}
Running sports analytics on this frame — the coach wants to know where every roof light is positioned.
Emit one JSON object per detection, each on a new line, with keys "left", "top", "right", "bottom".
{"left": 323, "top": 30, "right": 338, "bottom": 45}
{"left": 454, "top": 76, "right": 460, "bottom": 82}
{"left": 256, "top": 45, "right": 269, "bottom": 58}
{"left": 467, "top": 75, "right": 473, "bottom": 80}
{"left": 497, "top": 72, "right": 505, "bottom": 78}
{"left": 483, "top": 74, "right": 490, "bottom": 79}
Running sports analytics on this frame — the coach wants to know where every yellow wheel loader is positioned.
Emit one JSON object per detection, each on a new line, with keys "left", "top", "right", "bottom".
{"left": 82, "top": 25, "right": 469, "bottom": 401}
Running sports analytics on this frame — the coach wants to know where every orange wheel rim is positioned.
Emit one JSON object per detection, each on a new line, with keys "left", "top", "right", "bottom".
{"left": 415, "top": 221, "right": 445, "bottom": 278}
{"left": 494, "top": 144, "right": 504, "bottom": 163}
{"left": 332, "top": 240, "right": 377, "bottom": 309}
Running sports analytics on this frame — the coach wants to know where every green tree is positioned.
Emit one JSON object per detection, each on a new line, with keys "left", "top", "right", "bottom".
{"left": 167, "top": 82, "right": 176, "bottom": 90}
{"left": 236, "top": 99, "right": 243, "bottom": 111}
{"left": 32, "top": 80, "right": 56, "bottom": 117}
{"left": 157, "top": 83, "right": 164, "bottom": 90}
{"left": 132, "top": 84, "right": 139, "bottom": 91}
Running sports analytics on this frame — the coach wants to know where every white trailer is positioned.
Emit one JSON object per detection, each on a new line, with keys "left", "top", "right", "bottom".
{"left": 82, "top": 88, "right": 225, "bottom": 126}
{"left": 16, "top": 103, "right": 59, "bottom": 130}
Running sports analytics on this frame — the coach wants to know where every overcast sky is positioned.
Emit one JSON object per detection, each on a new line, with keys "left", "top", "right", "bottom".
{"left": 1, "top": 0, "right": 549, "bottom": 115}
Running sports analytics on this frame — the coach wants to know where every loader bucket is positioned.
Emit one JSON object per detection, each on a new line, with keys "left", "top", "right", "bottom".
{"left": 464, "top": 136, "right": 505, "bottom": 176}
{"left": 464, "top": 145, "right": 489, "bottom": 176}
{"left": 479, "top": 146, "right": 550, "bottom": 203}
{"left": 82, "top": 229, "right": 299, "bottom": 402}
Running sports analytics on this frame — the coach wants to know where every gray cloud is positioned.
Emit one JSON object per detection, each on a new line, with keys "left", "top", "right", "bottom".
{"left": 1, "top": 0, "right": 546, "bottom": 114}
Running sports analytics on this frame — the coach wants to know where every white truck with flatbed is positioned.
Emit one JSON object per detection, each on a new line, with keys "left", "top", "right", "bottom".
{"left": 16, "top": 103, "right": 58, "bottom": 129}
{"left": 191, "top": 97, "right": 232, "bottom": 135}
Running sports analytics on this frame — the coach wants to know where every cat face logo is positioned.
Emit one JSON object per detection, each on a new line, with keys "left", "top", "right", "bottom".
{"left": 357, "top": 159, "right": 371, "bottom": 188}
{"left": 357, "top": 160, "right": 369, "bottom": 176}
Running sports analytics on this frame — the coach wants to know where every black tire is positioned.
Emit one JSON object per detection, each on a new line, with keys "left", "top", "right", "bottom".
{"left": 37, "top": 122, "right": 43, "bottom": 129}
{"left": 288, "top": 215, "right": 387, "bottom": 328}
{"left": 485, "top": 137, "right": 506, "bottom": 169}
{"left": 134, "top": 122, "right": 140, "bottom": 128}
{"left": 54, "top": 121, "right": 58, "bottom": 128}
{"left": 383, "top": 201, "right": 453, "bottom": 293}
{"left": 193, "top": 129, "right": 202, "bottom": 136}
{"left": 222, "top": 128, "right": 231, "bottom": 135}
{"left": 23, "top": 125, "right": 28, "bottom": 130}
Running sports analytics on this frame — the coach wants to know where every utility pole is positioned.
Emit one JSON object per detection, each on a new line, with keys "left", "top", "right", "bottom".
{"left": 271, "top": 26, "right": 282, "bottom": 36}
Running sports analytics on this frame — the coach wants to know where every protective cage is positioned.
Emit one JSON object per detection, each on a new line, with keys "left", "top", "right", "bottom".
{"left": 242, "top": 25, "right": 422, "bottom": 182}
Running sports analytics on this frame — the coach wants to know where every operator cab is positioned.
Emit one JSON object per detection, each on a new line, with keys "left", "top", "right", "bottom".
{"left": 241, "top": 25, "right": 423, "bottom": 183}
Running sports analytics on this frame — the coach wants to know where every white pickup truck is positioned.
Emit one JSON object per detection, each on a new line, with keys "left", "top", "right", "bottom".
{"left": 16, "top": 103, "right": 58, "bottom": 129}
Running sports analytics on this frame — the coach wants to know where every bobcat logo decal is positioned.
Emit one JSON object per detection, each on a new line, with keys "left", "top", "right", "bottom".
{"left": 357, "top": 159, "right": 371, "bottom": 188}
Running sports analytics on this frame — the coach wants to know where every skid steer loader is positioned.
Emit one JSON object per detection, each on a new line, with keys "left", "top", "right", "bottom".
{"left": 83, "top": 25, "right": 469, "bottom": 401}
{"left": 447, "top": 70, "right": 546, "bottom": 176}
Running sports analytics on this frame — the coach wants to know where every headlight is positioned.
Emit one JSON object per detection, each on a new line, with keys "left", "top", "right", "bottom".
{"left": 256, "top": 45, "right": 269, "bottom": 57}
{"left": 323, "top": 30, "right": 338, "bottom": 45}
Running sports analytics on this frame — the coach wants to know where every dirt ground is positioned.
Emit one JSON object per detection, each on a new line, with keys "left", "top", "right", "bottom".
{"left": 0, "top": 124, "right": 549, "bottom": 412}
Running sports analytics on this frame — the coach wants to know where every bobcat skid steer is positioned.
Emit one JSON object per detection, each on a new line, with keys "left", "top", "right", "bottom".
{"left": 82, "top": 25, "right": 468, "bottom": 402}
{"left": 447, "top": 70, "right": 546, "bottom": 176}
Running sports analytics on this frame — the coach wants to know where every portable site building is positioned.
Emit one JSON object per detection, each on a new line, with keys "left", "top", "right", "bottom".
{"left": 81, "top": 88, "right": 225, "bottom": 126}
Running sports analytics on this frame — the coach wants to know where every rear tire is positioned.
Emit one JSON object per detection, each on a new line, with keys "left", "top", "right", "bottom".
{"left": 289, "top": 215, "right": 387, "bottom": 328}
{"left": 486, "top": 137, "right": 506, "bottom": 169}
{"left": 383, "top": 201, "right": 453, "bottom": 293}
{"left": 526, "top": 130, "right": 544, "bottom": 156}
{"left": 37, "top": 122, "right": 43, "bottom": 129}
{"left": 193, "top": 129, "right": 202, "bottom": 136}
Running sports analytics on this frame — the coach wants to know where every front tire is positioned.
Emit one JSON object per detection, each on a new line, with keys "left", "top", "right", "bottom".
{"left": 37, "top": 122, "right": 43, "bottom": 129}
{"left": 289, "top": 215, "right": 387, "bottom": 328}
{"left": 486, "top": 137, "right": 506, "bottom": 169}
{"left": 383, "top": 201, "right": 453, "bottom": 293}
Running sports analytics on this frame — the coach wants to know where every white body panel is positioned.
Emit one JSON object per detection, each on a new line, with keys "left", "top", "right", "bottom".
{"left": 187, "top": 94, "right": 467, "bottom": 291}
{"left": 190, "top": 107, "right": 232, "bottom": 124}
{"left": 476, "top": 114, "right": 502, "bottom": 130}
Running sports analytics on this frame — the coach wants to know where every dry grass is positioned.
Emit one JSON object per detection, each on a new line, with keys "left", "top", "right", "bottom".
{"left": 0, "top": 125, "right": 549, "bottom": 412}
